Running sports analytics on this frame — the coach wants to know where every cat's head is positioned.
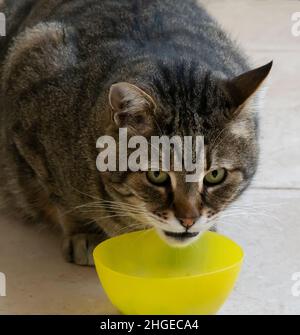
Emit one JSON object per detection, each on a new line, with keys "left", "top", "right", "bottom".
{"left": 100, "top": 61, "right": 272, "bottom": 246}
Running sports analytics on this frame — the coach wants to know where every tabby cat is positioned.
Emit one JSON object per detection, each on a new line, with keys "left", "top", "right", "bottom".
{"left": 0, "top": 0, "right": 271, "bottom": 265}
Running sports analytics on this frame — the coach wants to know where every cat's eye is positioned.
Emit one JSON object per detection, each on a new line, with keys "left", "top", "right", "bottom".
{"left": 204, "top": 168, "right": 227, "bottom": 186}
{"left": 146, "top": 171, "right": 170, "bottom": 186}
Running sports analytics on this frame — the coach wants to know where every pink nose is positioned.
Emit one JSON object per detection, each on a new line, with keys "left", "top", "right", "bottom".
{"left": 179, "top": 218, "right": 196, "bottom": 229}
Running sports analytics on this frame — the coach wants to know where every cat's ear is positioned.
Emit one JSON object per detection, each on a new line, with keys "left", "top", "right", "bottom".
{"left": 109, "top": 82, "right": 156, "bottom": 134}
{"left": 225, "top": 61, "right": 273, "bottom": 108}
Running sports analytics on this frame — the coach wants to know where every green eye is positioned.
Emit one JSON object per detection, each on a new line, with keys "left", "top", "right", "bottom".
{"left": 146, "top": 171, "right": 169, "bottom": 185}
{"left": 204, "top": 168, "right": 227, "bottom": 186}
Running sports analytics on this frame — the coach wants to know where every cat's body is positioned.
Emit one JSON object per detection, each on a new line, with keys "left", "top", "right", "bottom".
{"left": 0, "top": 0, "right": 271, "bottom": 265}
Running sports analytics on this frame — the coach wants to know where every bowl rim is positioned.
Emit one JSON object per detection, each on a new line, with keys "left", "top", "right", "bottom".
{"left": 93, "top": 230, "right": 244, "bottom": 281}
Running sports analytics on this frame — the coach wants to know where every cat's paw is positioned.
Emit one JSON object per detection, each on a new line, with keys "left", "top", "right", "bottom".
{"left": 62, "top": 233, "right": 105, "bottom": 266}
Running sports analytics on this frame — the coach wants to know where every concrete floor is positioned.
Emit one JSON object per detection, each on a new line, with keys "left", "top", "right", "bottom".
{"left": 1, "top": 0, "right": 300, "bottom": 315}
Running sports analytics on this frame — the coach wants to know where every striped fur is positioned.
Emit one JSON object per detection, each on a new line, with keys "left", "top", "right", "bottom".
{"left": 0, "top": 0, "right": 270, "bottom": 265}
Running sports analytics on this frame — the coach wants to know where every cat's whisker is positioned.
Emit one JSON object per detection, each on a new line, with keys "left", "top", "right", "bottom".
{"left": 77, "top": 200, "right": 168, "bottom": 227}
{"left": 95, "top": 195, "right": 169, "bottom": 223}
{"left": 112, "top": 221, "right": 150, "bottom": 235}
{"left": 85, "top": 198, "right": 148, "bottom": 210}
{"left": 64, "top": 197, "right": 150, "bottom": 216}
{"left": 217, "top": 211, "right": 283, "bottom": 231}
{"left": 224, "top": 205, "right": 283, "bottom": 218}
{"left": 70, "top": 186, "right": 103, "bottom": 202}
{"left": 211, "top": 129, "right": 235, "bottom": 154}
{"left": 210, "top": 128, "right": 227, "bottom": 151}
{"left": 63, "top": 201, "right": 108, "bottom": 215}
{"left": 79, "top": 202, "right": 151, "bottom": 215}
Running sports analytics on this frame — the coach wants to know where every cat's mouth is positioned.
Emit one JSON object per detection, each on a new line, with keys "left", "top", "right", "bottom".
{"left": 162, "top": 230, "right": 199, "bottom": 240}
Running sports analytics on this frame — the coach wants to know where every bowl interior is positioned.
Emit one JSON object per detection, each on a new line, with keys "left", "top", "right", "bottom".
{"left": 94, "top": 229, "right": 243, "bottom": 279}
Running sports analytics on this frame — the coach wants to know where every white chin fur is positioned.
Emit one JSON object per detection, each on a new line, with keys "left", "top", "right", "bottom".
{"left": 155, "top": 228, "right": 203, "bottom": 247}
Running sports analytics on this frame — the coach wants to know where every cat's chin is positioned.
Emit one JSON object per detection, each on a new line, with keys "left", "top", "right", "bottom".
{"left": 156, "top": 229, "right": 202, "bottom": 247}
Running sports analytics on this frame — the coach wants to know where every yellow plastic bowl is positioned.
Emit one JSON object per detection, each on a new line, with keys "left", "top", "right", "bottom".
{"left": 93, "top": 229, "right": 243, "bottom": 315}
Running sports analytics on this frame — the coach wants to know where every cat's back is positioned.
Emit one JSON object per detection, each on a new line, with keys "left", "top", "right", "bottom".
{"left": 0, "top": 0, "right": 246, "bottom": 75}
{"left": 57, "top": 0, "right": 245, "bottom": 73}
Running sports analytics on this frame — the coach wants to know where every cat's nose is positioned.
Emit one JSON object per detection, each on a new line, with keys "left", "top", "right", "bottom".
{"left": 179, "top": 218, "right": 196, "bottom": 229}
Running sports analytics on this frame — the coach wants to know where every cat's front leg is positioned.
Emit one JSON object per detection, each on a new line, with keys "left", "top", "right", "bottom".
{"left": 62, "top": 233, "right": 106, "bottom": 266}
{"left": 62, "top": 234, "right": 102, "bottom": 266}
{"left": 58, "top": 212, "right": 108, "bottom": 266}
